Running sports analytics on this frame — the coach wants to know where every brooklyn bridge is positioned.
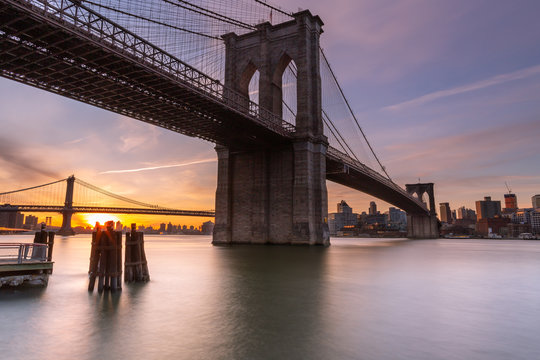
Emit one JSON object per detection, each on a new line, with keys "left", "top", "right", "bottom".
{"left": 0, "top": 0, "right": 439, "bottom": 244}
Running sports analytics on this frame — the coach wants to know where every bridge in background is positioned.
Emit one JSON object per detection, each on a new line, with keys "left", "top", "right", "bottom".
{"left": 0, "top": 176, "right": 215, "bottom": 235}
{"left": 0, "top": 0, "right": 439, "bottom": 244}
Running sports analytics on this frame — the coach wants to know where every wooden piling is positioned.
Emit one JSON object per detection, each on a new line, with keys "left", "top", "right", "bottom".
{"left": 33, "top": 225, "right": 51, "bottom": 261}
{"left": 88, "top": 221, "right": 123, "bottom": 293}
{"left": 124, "top": 223, "right": 150, "bottom": 283}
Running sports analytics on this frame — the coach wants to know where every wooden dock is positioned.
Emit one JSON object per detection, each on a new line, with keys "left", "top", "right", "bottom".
{"left": 0, "top": 230, "right": 54, "bottom": 287}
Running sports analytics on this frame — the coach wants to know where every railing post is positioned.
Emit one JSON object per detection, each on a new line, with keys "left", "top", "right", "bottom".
{"left": 17, "top": 245, "right": 23, "bottom": 264}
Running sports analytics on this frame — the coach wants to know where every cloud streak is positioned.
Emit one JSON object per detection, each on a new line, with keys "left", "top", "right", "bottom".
{"left": 0, "top": 137, "right": 61, "bottom": 179}
{"left": 384, "top": 64, "right": 540, "bottom": 111}
{"left": 100, "top": 158, "right": 217, "bottom": 174}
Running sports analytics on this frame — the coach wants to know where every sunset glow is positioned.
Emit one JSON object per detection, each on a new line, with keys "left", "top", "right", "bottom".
{"left": 82, "top": 214, "right": 120, "bottom": 228}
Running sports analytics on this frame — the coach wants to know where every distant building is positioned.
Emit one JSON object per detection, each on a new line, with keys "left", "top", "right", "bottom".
{"left": 476, "top": 217, "right": 509, "bottom": 236}
{"left": 0, "top": 211, "right": 24, "bottom": 229}
{"left": 24, "top": 215, "right": 39, "bottom": 230}
{"left": 457, "top": 206, "right": 476, "bottom": 221}
{"left": 439, "top": 202, "right": 452, "bottom": 223}
{"left": 201, "top": 221, "right": 214, "bottom": 235}
{"left": 159, "top": 223, "right": 166, "bottom": 233}
{"left": 475, "top": 196, "right": 501, "bottom": 220}
{"left": 369, "top": 201, "right": 377, "bottom": 215}
{"left": 508, "top": 223, "right": 531, "bottom": 238}
{"left": 512, "top": 208, "right": 533, "bottom": 225}
{"left": 328, "top": 200, "right": 359, "bottom": 236}
{"left": 115, "top": 221, "right": 123, "bottom": 232}
{"left": 439, "top": 203, "right": 450, "bottom": 222}
{"left": 531, "top": 211, "right": 540, "bottom": 234}
{"left": 387, "top": 207, "right": 407, "bottom": 230}
{"left": 532, "top": 195, "right": 540, "bottom": 209}
{"left": 504, "top": 193, "right": 518, "bottom": 210}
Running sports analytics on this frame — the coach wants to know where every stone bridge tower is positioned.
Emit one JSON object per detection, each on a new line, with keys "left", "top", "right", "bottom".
{"left": 213, "top": 10, "right": 330, "bottom": 245}
{"left": 405, "top": 183, "right": 440, "bottom": 238}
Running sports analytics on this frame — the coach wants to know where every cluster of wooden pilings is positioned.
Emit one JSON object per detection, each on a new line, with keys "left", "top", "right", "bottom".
{"left": 88, "top": 222, "right": 149, "bottom": 293}
{"left": 88, "top": 221, "right": 123, "bottom": 292}
{"left": 125, "top": 224, "right": 150, "bottom": 283}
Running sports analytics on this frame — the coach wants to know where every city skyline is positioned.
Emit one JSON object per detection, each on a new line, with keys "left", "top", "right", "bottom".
{"left": 1, "top": 0, "right": 539, "bottom": 227}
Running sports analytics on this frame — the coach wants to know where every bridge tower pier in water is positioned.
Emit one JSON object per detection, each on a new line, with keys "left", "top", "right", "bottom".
{"left": 405, "top": 183, "right": 440, "bottom": 239}
{"left": 57, "top": 175, "right": 75, "bottom": 236}
{"left": 213, "top": 11, "right": 330, "bottom": 245}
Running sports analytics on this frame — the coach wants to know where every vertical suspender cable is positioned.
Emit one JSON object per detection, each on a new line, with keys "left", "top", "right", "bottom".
{"left": 320, "top": 47, "right": 392, "bottom": 181}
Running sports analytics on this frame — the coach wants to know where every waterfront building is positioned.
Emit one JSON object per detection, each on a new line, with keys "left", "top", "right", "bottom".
{"left": 387, "top": 207, "right": 407, "bottom": 230}
{"left": 329, "top": 200, "right": 359, "bottom": 236}
{"left": 512, "top": 208, "right": 533, "bottom": 225}
{"left": 531, "top": 211, "right": 540, "bottom": 234}
{"left": 508, "top": 223, "right": 532, "bottom": 237}
{"left": 532, "top": 195, "right": 540, "bottom": 209}
{"left": 476, "top": 216, "right": 509, "bottom": 236}
{"left": 439, "top": 202, "right": 452, "bottom": 223}
{"left": 475, "top": 196, "right": 501, "bottom": 220}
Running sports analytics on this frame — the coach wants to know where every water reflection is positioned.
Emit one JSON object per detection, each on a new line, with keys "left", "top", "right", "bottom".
{"left": 211, "top": 245, "right": 330, "bottom": 359}
{"left": 1, "top": 236, "right": 540, "bottom": 359}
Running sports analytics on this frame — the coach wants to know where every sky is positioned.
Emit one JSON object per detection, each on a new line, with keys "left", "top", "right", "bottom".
{"left": 1, "top": 0, "right": 540, "bottom": 227}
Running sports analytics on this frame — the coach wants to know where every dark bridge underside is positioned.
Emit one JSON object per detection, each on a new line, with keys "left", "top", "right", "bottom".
{"left": 0, "top": 0, "right": 292, "bottom": 148}
{"left": 326, "top": 155, "right": 427, "bottom": 215}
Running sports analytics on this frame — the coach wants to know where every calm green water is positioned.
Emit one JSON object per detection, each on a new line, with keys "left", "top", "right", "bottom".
{"left": 1, "top": 235, "right": 540, "bottom": 360}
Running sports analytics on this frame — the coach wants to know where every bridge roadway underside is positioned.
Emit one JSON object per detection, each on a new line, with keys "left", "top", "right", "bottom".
{"left": 0, "top": 1, "right": 290, "bottom": 148}
{"left": 326, "top": 158, "right": 425, "bottom": 215}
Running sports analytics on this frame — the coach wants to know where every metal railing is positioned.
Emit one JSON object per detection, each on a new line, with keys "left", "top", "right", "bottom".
{"left": 7, "top": 0, "right": 296, "bottom": 136}
{"left": 0, "top": 243, "right": 49, "bottom": 264}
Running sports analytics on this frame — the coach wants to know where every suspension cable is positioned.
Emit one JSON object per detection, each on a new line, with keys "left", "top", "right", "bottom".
{"left": 320, "top": 47, "right": 392, "bottom": 180}
{"left": 83, "top": 0, "right": 221, "bottom": 40}
{"left": 74, "top": 178, "right": 165, "bottom": 209}
{"left": 0, "top": 178, "right": 67, "bottom": 196}
{"left": 322, "top": 109, "right": 361, "bottom": 163}
{"left": 254, "top": 0, "right": 293, "bottom": 17}
{"left": 162, "top": 0, "right": 255, "bottom": 30}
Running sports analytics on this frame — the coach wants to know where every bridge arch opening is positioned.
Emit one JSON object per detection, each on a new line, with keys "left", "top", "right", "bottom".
{"left": 248, "top": 69, "right": 260, "bottom": 112}
{"left": 273, "top": 53, "right": 297, "bottom": 126}
{"left": 238, "top": 61, "right": 260, "bottom": 115}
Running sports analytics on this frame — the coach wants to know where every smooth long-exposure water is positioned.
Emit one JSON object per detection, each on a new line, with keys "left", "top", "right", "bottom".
{"left": 1, "top": 235, "right": 540, "bottom": 360}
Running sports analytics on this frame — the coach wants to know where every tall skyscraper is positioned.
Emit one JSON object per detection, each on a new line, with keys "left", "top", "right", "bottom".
{"left": 439, "top": 202, "right": 452, "bottom": 223}
{"left": 532, "top": 195, "right": 540, "bottom": 209}
{"left": 369, "top": 201, "right": 377, "bottom": 215}
{"left": 475, "top": 196, "right": 502, "bottom": 220}
{"left": 504, "top": 193, "right": 518, "bottom": 210}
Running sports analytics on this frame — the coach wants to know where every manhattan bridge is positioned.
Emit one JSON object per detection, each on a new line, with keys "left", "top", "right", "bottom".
{"left": 0, "top": 0, "right": 439, "bottom": 244}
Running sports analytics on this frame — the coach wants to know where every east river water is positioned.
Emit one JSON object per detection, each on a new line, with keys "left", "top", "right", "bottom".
{"left": 1, "top": 235, "right": 540, "bottom": 360}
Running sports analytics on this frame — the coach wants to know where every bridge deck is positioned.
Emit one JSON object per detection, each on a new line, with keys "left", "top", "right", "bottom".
{"left": 0, "top": 0, "right": 429, "bottom": 216}
{"left": 326, "top": 148, "right": 428, "bottom": 214}
{"left": 0, "top": 0, "right": 294, "bottom": 147}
